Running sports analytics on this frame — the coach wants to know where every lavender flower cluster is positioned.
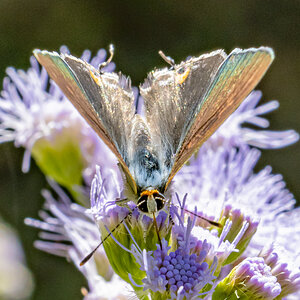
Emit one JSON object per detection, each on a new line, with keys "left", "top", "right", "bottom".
{"left": 0, "top": 47, "right": 299, "bottom": 299}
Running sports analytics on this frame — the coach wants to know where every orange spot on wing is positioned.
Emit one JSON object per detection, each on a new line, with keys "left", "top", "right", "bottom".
{"left": 89, "top": 70, "right": 101, "bottom": 86}
{"left": 176, "top": 68, "right": 190, "bottom": 84}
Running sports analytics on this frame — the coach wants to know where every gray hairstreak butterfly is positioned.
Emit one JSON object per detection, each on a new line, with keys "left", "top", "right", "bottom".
{"left": 33, "top": 45, "right": 274, "bottom": 263}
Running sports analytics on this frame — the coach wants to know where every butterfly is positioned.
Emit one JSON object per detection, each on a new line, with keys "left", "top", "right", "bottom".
{"left": 33, "top": 45, "right": 274, "bottom": 216}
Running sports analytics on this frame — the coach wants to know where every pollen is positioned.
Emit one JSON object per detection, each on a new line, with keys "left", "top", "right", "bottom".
{"left": 140, "top": 189, "right": 159, "bottom": 197}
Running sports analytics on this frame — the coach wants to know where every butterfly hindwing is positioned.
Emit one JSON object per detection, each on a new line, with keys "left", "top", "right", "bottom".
{"left": 33, "top": 50, "right": 138, "bottom": 193}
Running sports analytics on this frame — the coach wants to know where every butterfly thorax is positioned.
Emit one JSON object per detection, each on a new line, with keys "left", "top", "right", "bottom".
{"left": 137, "top": 189, "right": 165, "bottom": 214}
{"left": 130, "top": 146, "right": 169, "bottom": 191}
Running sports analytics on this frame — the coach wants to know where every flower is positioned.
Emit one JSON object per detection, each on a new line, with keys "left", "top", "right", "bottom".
{"left": 89, "top": 166, "right": 173, "bottom": 285}
{"left": 127, "top": 198, "right": 261, "bottom": 300}
{"left": 217, "top": 204, "right": 259, "bottom": 263}
{"left": 213, "top": 256, "right": 282, "bottom": 299}
{"left": 131, "top": 240, "right": 217, "bottom": 300}
{"left": 209, "top": 90, "right": 299, "bottom": 149}
{"left": 213, "top": 242, "right": 300, "bottom": 300}
{"left": 126, "top": 200, "right": 257, "bottom": 299}
{"left": 4, "top": 48, "right": 297, "bottom": 299}
{"left": 0, "top": 220, "right": 34, "bottom": 299}
{"left": 174, "top": 143, "right": 298, "bottom": 259}
{"left": 130, "top": 216, "right": 220, "bottom": 300}
{"left": 24, "top": 179, "right": 133, "bottom": 299}
{"left": 259, "top": 244, "right": 300, "bottom": 298}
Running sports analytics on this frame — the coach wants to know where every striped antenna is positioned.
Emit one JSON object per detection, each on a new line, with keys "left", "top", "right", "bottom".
{"left": 184, "top": 208, "right": 222, "bottom": 228}
{"left": 80, "top": 209, "right": 133, "bottom": 266}
{"left": 162, "top": 198, "right": 222, "bottom": 228}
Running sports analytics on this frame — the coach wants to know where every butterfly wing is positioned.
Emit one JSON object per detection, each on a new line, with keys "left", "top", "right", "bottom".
{"left": 141, "top": 47, "right": 274, "bottom": 190}
{"left": 140, "top": 50, "right": 227, "bottom": 186}
{"left": 167, "top": 47, "right": 274, "bottom": 186}
{"left": 34, "top": 50, "right": 138, "bottom": 193}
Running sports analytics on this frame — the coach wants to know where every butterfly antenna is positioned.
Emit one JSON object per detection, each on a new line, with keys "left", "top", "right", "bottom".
{"left": 184, "top": 208, "right": 222, "bottom": 228}
{"left": 158, "top": 50, "right": 175, "bottom": 67}
{"left": 152, "top": 212, "right": 163, "bottom": 249}
{"left": 80, "top": 210, "right": 132, "bottom": 266}
{"left": 99, "top": 44, "right": 115, "bottom": 71}
{"left": 165, "top": 199, "right": 222, "bottom": 228}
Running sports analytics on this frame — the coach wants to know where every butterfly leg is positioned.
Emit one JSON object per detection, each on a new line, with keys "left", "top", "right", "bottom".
{"left": 115, "top": 198, "right": 129, "bottom": 204}
{"left": 138, "top": 214, "right": 148, "bottom": 241}
{"left": 163, "top": 198, "right": 175, "bottom": 226}
{"left": 114, "top": 197, "right": 131, "bottom": 210}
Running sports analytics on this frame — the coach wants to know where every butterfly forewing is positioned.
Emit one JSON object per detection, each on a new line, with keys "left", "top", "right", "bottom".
{"left": 165, "top": 47, "right": 274, "bottom": 187}
{"left": 140, "top": 50, "right": 227, "bottom": 187}
{"left": 33, "top": 50, "right": 139, "bottom": 193}
{"left": 63, "top": 56, "right": 135, "bottom": 162}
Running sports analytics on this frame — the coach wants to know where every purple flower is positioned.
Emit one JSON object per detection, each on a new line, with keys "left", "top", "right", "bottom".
{"left": 259, "top": 243, "right": 300, "bottom": 299}
{"left": 174, "top": 144, "right": 299, "bottom": 260}
{"left": 5, "top": 47, "right": 297, "bottom": 299}
{"left": 236, "top": 257, "right": 281, "bottom": 298}
{"left": 25, "top": 179, "right": 133, "bottom": 299}
{"left": 128, "top": 202, "right": 259, "bottom": 299}
{"left": 209, "top": 90, "right": 299, "bottom": 149}
{"left": 213, "top": 256, "right": 281, "bottom": 299}
{"left": 131, "top": 231, "right": 217, "bottom": 299}
{"left": 135, "top": 242, "right": 217, "bottom": 299}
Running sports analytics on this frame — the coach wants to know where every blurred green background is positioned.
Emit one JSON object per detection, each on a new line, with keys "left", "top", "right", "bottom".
{"left": 0, "top": 0, "right": 299, "bottom": 299}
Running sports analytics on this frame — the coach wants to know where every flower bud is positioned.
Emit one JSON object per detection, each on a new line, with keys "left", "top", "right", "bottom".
{"left": 259, "top": 244, "right": 300, "bottom": 298}
{"left": 213, "top": 256, "right": 281, "bottom": 299}
{"left": 219, "top": 204, "right": 259, "bottom": 264}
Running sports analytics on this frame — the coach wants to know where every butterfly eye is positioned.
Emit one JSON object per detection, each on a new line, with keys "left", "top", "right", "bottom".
{"left": 153, "top": 192, "right": 165, "bottom": 211}
{"left": 155, "top": 197, "right": 165, "bottom": 211}
{"left": 137, "top": 195, "right": 149, "bottom": 213}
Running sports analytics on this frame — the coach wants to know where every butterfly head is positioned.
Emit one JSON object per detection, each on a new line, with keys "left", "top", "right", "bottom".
{"left": 137, "top": 189, "right": 165, "bottom": 214}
